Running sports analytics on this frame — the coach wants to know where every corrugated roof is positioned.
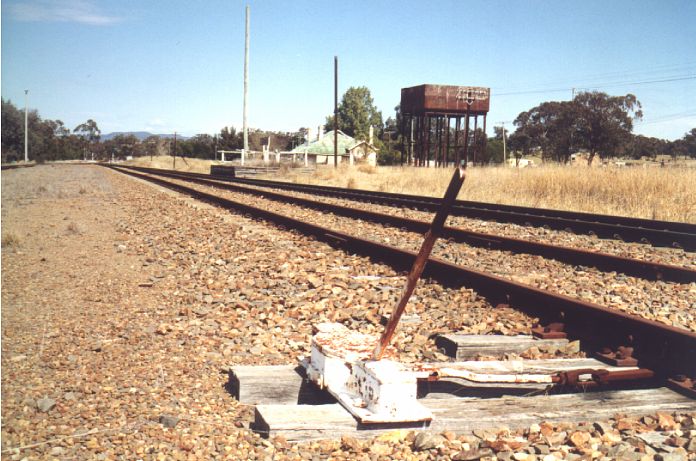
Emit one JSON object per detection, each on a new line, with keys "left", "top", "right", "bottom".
{"left": 291, "top": 130, "right": 355, "bottom": 154}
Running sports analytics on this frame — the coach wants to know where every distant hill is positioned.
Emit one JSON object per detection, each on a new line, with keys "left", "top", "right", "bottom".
{"left": 101, "top": 132, "right": 189, "bottom": 141}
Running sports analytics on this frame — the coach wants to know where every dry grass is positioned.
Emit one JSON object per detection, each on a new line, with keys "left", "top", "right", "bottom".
{"left": 66, "top": 222, "right": 82, "bottom": 235}
{"left": 271, "top": 164, "right": 696, "bottom": 223}
{"left": 123, "top": 156, "right": 216, "bottom": 174}
{"left": 2, "top": 232, "right": 21, "bottom": 249}
{"left": 120, "top": 157, "right": 696, "bottom": 223}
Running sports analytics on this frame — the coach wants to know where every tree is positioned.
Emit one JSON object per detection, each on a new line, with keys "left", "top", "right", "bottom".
{"left": 573, "top": 92, "right": 642, "bottom": 165}
{"left": 484, "top": 137, "right": 505, "bottom": 164}
{"left": 508, "top": 110, "right": 539, "bottom": 166}
{"left": 73, "top": 119, "right": 101, "bottom": 143}
{"left": 679, "top": 128, "right": 696, "bottom": 159}
{"left": 669, "top": 139, "right": 688, "bottom": 161}
{"left": 141, "top": 135, "right": 163, "bottom": 158}
{"left": 288, "top": 127, "right": 309, "bottom": 150}
{"left": 512, "top": 101, "right": 576, "bottom": 163}
{"left": 219, "top": 126, "right": 242, "bottom": 150}
{"left": 109, "top": 134, "right": 140, "bottom": 158}
{"left": 325, "top": 86, "right": 383, "bottom": 141}
{"left": 627, "top": 135, "right": 667, "bottom": 160}
{"left": 1, "top": 98, "right": 24, "bottom": 162}
{"left": 509, "top": 91, "right": 642, "bottom": 165}
{"left": 492, "top": 125, "right": 506, "bottom": 141}
{"left": 182, "top": 134, "right": 216, "bottom": 159}
{"left": 73, "top": 119, "right": 101, "bottom": 159}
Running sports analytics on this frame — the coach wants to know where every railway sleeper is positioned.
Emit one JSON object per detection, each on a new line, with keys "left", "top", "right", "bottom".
{"left": 301, "top": 323, "right": 656, "bottom": 424}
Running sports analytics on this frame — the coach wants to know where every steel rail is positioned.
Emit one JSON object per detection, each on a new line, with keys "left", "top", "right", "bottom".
{"left": 107, "top": 166, "right": 695, "bottom": 249}
{"left": 1, "top": 163, "right": 36, "bottom": 170}
{"left": 227, "top": 175, "right": 696, "bottom": 236}
{"left": 112, "top": 165, "right": 696, "bottom": 283}
{"left": 108, "top": 165, "right": 696, "bottom": 377}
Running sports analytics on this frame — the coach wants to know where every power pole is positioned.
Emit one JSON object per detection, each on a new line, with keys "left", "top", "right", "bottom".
{"left": 243, "top": 5, "right": 250, "bottom": 153}
{"left": 334, "top": 56, "right": 338, "bottom": 168}
{"left": 24, "top": 90, "right": 29, "bottom": 162}
{"left": 501, "top": 122, "right": 507, "bottom": 165}
{"left": 173, "top": 132, "right": 177, "bottom": 169}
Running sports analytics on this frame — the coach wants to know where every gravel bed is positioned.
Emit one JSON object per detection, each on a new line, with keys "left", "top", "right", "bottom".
{"left": 3, "top": 165, "right": 693, "bottom": 460}
{"left": 225, "top": 179, "right": 696, "bottom": 269}
{"left": 159, "top": 175, "right": 696, "bottom": 333}
{"left": 0, "top": 165, "right": 530, "bottom": 459}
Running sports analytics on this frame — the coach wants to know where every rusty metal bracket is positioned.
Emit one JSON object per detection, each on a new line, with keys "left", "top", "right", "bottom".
{"left": 595, "top": 346, "right": 639, "bottom": 367}
{"left": 532, "top": 322, "right": 567, "bottom": 340}
{"left": 553, "top": 368, "right": 653, "bottom": 387}
{"left": 667, "top": 375, "right": 696, "bottom": 399}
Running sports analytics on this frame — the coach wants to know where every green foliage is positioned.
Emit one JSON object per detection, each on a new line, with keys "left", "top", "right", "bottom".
{"left": 325, "top": 86, "right": 383, "bottom": 141}
{"left": 371, "top": 137, "right": 397, "bottom": 165}
{"left": 1, "top": 98, "right": 88, "bottom": 162}
{"left": 574, "top": 92, "right": 642, "bottom": 164}
{"left": 512, "top": 101, "right": 576, "bottom": 163}
{"left": 484, "top": 138, "right": 505, "bottom": 164}
{"left": 247, "top": 129, "right": 293, "bottom": 152}
{"left": 287, "top": 128, "right": 308, "bottom": 150}
{"left": 625, "top": 135, "right": 668, "bottom": 160}
{"left": 218, "top": 126, "right": 243, "bottom": 151}
{"left": 678, "top": 128, "right": 696, "bottom": 159}
{"left": 103, "top": 134, "right": 139, "bottom": 158}
{"left": 511, "top": 91, "right": 643, "bottom": 164}
{"left": 1, "top": 98, "right": 24, "bottom": 161}
{"left": 73, "top": 119, "right": 101, "bottom": 143}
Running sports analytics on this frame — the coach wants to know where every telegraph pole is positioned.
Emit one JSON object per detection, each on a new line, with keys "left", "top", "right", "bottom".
{"left": 334, "top": 56, "right": 338, "bottom": 168}
{"left": 501, "top": 122, "right": 507, "bottom": 165}
{"left": 243, "top": 5, "right": 250, "bottom": 153}
{"left": 24, "top": 90, "right": 29, "bottom": 162}
{"left": 173, "top": 132, "right": 177, "bottom": 169}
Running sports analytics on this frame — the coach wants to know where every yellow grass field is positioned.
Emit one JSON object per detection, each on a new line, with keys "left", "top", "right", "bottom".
{"left": 124, "top": 156, "right": 696, "bottom": 223}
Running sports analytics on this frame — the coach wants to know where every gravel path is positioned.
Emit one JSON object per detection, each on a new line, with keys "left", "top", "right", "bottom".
{"left": 2, "top": 165, "right": 694, "bottom": 460}
{"left": 154, "top": 174, "right": 696, "bottom": 333}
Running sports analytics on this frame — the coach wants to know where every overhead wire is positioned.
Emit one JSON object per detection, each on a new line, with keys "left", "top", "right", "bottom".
{"left": 492, "top": 61, "right": 696, "bottom": 92}
{"left": 494, "top": 75, "right": 696, "bottom": 97}
{"left": 634, "top": 110, "right": 696, "bottom": 125}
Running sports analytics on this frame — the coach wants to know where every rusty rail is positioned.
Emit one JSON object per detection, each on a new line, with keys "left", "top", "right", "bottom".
{"left": 107, "top": 165, "right": 696, "bottom": 378}
{"left": 104, "top": 165, "right": 696, "bottom": 249}
{"left": 110, "top": 165, "right": 696, "bottom": 283}
{"left": 224, "top": 174, "right": 696, "bottom": 250}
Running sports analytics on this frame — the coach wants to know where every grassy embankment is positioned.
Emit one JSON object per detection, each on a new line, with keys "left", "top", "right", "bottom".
{"left": 123, "top": 156, "right": 696, "bottom": 223}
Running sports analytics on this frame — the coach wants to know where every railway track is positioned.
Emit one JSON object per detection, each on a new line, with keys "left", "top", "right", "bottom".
{"left": 112, "top": 165, "right": 696, "bottom": 283}
{"left": 108, "top": 164, "right": 696, "bottom": 383}
{"left": 117, "top": 166, "right": 696, "bottom": 250}
{"left": 227, "top": 175, "right": 696, "bottom": 250}
{"left": 1, "top": 163, "right": 36, "bottom": 171}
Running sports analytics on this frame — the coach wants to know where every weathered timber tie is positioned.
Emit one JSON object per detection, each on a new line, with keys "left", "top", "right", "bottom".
{"left": 373, "top": 165, "right": 466, "bottom": 360}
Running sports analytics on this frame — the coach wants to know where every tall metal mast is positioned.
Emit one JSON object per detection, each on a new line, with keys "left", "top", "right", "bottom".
{"left": 243, "top": 5, "right": 250, "bottom": 152}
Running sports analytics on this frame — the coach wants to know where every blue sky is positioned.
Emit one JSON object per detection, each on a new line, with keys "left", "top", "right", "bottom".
{"left": 2, "top": 0, "right": 695, "bottom": 140}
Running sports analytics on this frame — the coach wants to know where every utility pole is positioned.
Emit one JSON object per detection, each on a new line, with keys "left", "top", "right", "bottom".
{"left": 24, "top": 90, "right": 29, "bottom": 162}
{"left": 173, "top": 132, "right": 177, "bottom": 169}
{"left": 243, "top": 5, "right": 250, "bottom": 153}
{"left": 213, "top": 135, "right": 218, "bottom": 161}
{"left": 334, "top": 56, "right": 338, "bottom": 168}
{"left": 501, "top": 122, "right": 507, "bottom": 165}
